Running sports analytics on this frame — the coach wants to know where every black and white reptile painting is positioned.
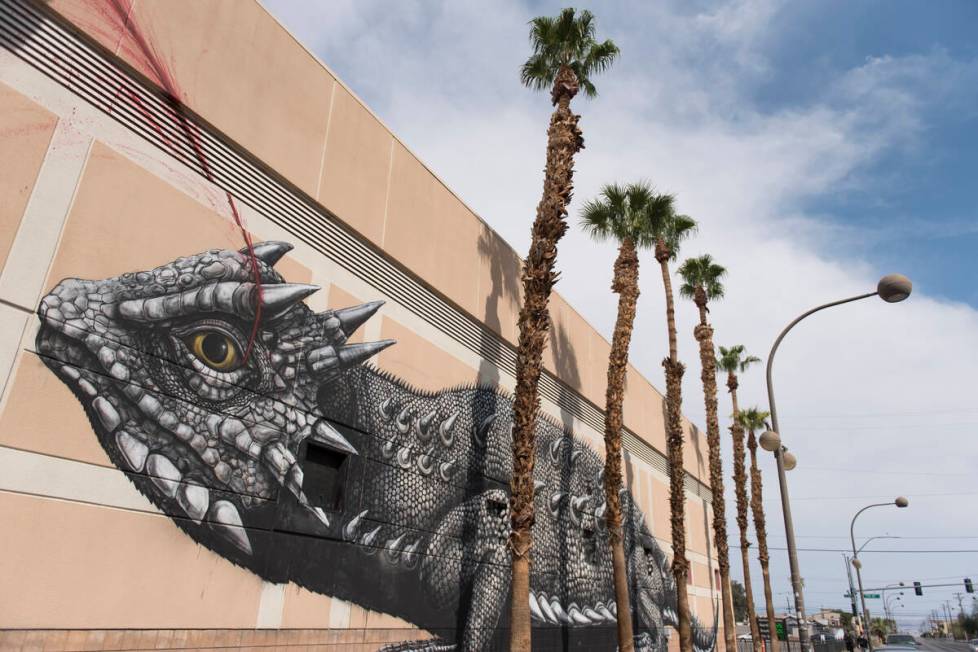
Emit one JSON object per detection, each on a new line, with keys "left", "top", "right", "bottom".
{"left": 35, "top": 241, "right": 718, "bottom": 651}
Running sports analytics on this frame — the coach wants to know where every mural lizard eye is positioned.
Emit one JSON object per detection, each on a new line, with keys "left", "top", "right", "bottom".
{"left": 186, "top": 329, "right": 241, "bottom": 371}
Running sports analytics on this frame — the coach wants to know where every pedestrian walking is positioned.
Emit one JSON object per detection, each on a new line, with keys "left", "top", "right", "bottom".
{"left": 844, "top": 631, "right": 855, "bottom": 652}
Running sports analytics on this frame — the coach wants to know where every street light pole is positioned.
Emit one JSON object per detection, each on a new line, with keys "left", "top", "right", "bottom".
{"left": 763, "top": 274, "right": 912, "bottom": 652}
{"left": 849, "top": 498, "right": 909, "bottom": 652}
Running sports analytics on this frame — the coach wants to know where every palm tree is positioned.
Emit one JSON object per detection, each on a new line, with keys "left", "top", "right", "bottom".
{"left": 677, "top": 255, "right": 735, "bottom": 652}
{"left": 737, "top": 407, "right": 778, "bottom": 652}
{"left": 717, "top": 345, "right": 762, "bottom": 652}
{"left": 510, "top": 10, "right": 619, "bottom": 650}
{"left": 581, "top": 182, "right": 675, "bottom": 651}
{"left": 652, "top": 203, "right": 698, "bottom": 651}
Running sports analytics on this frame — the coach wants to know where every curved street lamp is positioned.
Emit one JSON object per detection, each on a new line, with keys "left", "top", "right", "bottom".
{"left": 764, "top": 274, "right": 912, "bottom": 652}
{"left": 850, "top": 498, "right": 910, "bottom": 651}
{"left": 857, "top": 535, "right": 902, "bottom": 555}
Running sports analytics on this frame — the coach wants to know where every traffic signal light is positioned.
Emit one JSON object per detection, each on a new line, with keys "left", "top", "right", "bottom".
{"left": 966, "top": 578, "right": 974, "bottom": 593}
{"left": 914, "top": 581, "right": 923, "bottom": 596}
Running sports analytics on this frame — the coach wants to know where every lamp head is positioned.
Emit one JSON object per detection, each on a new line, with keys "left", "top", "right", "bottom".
{"left": 878, "top": 274, "right": 912, "bottom": 303}
{"left": 783, "top": 450, "right": 798, "bottom": 471}
{"left": 895, "top": 496, "right": 909, "bottom": 508}
{"left": 760, "top": 429, "right": 781, "bottom": 452}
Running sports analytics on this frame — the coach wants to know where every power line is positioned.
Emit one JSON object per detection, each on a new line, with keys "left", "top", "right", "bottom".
{"left": 731, "top": 546, "right": 978, "bottom": 553}
{"left": 783, "top": 407, "right": 978, "bottom": 419}
{"left": 766, "top": 491, "right": 978, "bottom": 501}
{"left": 780, "top": 408, "right": 978, "bottom": 419}
{"left": 758, "top": 535, "right": 978, "bottom": 540}
{"left": 788, "top": 422, "right": 978, "bottom": 431}
{"left": 795, "top": 466, "right": 972, "bottom": 478}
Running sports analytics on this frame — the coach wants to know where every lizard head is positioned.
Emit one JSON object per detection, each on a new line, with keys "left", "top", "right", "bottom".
{"left": 35, "top": 241, "right": 393, "bottom": 557}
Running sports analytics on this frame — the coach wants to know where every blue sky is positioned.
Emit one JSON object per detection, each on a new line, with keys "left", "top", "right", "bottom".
{"left": 763, "top": 0, "right": 978, "bottom": 307}
{"left": 266, "top": 0, "right": 978, "bottom": 630}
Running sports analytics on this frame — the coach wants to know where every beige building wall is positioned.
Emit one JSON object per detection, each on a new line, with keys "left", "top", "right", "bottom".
{"left": 0, "top": 1, "right": 721, "bottom": 650}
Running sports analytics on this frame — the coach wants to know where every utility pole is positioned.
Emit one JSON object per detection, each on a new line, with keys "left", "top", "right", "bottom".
{"left": 954, "top": 592, "right": 965, "bottom": 617}
{"left": 943, "top": 602, "right": 954, "bottom": 639}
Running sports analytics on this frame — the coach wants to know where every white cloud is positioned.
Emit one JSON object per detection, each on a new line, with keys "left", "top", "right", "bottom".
{"left": 265, "top": 0, "right": 978, "bottom": 624}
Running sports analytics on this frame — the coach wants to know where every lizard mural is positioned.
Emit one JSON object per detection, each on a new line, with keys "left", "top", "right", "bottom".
{"left": 35, "top": 241, "right": 718, "bottom": 652}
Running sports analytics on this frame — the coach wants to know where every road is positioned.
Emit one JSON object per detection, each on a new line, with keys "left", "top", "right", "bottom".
{"left": 918, "top": 639, "right": 972, "bottom": 652}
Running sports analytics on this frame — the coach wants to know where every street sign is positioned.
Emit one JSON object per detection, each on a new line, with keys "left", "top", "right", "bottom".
{"left": 863, "top": 593, "right": 881, "bottom": 599}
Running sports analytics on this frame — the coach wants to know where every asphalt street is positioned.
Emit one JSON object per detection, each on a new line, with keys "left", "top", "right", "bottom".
{"left": 918, "top": 639, "right": 972, "bottom": 652}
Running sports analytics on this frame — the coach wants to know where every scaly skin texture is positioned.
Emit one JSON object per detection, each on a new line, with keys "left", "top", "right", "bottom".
{"left": 35, "top": 242, "right": 718, "bottom": 652}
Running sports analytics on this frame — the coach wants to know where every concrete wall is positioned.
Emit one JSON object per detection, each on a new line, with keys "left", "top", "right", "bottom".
{"left": 0, "top": 1, "right": 721, "bottom": 650}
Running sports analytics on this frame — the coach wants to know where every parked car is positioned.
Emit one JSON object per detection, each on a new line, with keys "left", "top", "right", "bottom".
{"left": 966, "top": 638, "right": 978, "bottom": 652}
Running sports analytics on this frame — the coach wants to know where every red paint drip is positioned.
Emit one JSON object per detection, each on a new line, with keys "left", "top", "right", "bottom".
{"left": 105, "top": 0, "right": 263, "bottom": 360}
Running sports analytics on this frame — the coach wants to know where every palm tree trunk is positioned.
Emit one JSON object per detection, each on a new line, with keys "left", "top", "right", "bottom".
{"left": 729, "top": 380, "right": 761, "bottom": 652}
{"left": 748, "top": 432, "right": 779, "bottom": 652}
{"left": 508, "top": 64, "right": 584, "bottom": 652}
{"left": 693, "top": 311, "right": 735, "bottom": 652}
{"left": 603, "top": 238, "right": 640, "bottom": 652}
{"left": 657, "top": 248, "right": 693, "bottom": 652}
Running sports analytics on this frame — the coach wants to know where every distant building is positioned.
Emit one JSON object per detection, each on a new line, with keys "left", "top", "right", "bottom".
{"left": 812, "top": 609, "right": 845, "bottom": 628}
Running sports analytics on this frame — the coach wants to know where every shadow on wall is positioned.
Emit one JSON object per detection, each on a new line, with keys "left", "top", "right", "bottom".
{"left": 689, "top": 423, "right": 705, "bottom": 478}
{"left": 549, "top": 319, "right": 582, "bottom": 436}
{"left": 475, "top": 228, "right": 520, "bottom": 390}
{"left": 659, "top": 395, "right": 707, "bottom": 479}
{"left": 478, "top": 220, "right": 586, "bottom": 446}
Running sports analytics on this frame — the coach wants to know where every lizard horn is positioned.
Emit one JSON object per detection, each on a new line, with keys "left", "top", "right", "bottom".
{"left": 312, "top": 419, "right": 358, "bottom": 455}
{"left": 337, "top": 340, "right": 395, "bottom": 369}
{"left": 334, "top": 301, "right": 384, "bottom": 338}
{"left": 260, "top": 283, "right": 319, "bottom": 319}
{"left": 242, "top": 241, "right": 293, "bottom": 266}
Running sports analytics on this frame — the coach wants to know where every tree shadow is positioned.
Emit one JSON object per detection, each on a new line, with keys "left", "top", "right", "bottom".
{"left": 548, "top": 319, "right": 583, "bottom": 436}
{"left": 475, "top": 228, "right": 520, "bottom": 390}
{"left": 689, "top": 423, "right": 706, "bottom": 480}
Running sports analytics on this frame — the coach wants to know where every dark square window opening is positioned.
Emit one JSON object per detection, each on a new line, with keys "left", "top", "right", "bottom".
{"left": 582, "top": 528, "right": 597, "bottom": 563}
{"left": 301, "top": 442, "right": 348, "bottom": 512}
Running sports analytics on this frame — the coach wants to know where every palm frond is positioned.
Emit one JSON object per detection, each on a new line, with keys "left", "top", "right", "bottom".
{"left": 579, "top": 181, "right": 667, "bottom": 245}
{"left": 522, "top": 8, "right": 617, "bottom": 98}
{"left": 579, "top": 196, "right": 615, "bottom": 241}
{"left": 678, "top": 281, "right": 697, "bottom": 299}
{"left": 582, "top": 39, "right": 621, "bottom": 76}
{"left": 737, "top": 406, "right": 772, "bottom": 432}
{"left": 716, "top": 344, "right": 745, "bottom": 374}
{"left": 739, "top": 354, "right": 761, "bottom": 373}
{"left": 677, "top": 254, "right": 726, "bottom": 301}
{"left": 579, "top": 77, "right": 598, "bottom": 98}
{"left": 520, "top": 53, "right": 554, "bottom": 90}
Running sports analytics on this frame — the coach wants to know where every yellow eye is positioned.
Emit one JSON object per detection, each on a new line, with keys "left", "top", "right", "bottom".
{"left": 187, "top": 331, "right": 240, "bottom": 371}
